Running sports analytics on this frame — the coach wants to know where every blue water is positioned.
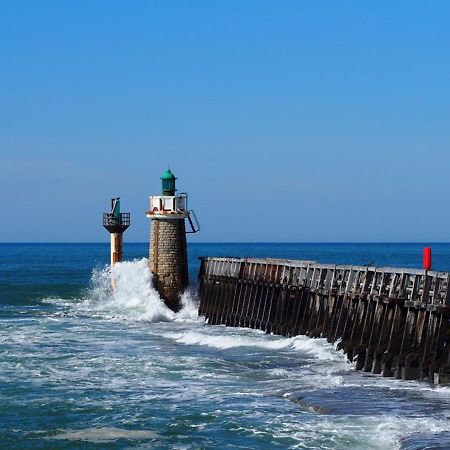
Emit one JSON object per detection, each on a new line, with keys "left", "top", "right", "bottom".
{"left": 1, "top": 243, "right": 450, "bottom": 449}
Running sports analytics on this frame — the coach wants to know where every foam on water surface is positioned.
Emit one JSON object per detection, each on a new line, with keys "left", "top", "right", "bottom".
{"left": 48, "top": 427, "right": 160, "bottom": 443}
{"left": 161, "top": 328, "right": 349, "bottom": 366}
{"left": 86, "top": 258, "right": 199, "bottom": 322}
{"left": 3, "top": 257, "right": 450, "bottom": 449}
{"left": 44, "top": 258, "right": 199, "bottom": 323}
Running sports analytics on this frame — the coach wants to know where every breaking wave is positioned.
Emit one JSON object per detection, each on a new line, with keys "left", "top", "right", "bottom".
{"left": 50, "top": 258, "right": 200, "bottom": 323}
{"left": 161, "top": 328, "right": 350, "bottom": 366}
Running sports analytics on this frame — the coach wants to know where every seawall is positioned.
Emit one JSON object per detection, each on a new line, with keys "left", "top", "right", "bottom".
{"left": 198, "top": 257, "right": 450, "bottom": 384}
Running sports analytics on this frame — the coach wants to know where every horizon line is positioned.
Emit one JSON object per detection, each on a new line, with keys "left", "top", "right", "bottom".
{"left": 0, "top": 241, "right": 449, "bottom": 245}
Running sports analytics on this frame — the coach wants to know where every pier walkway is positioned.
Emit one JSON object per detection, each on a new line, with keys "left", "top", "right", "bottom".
{"left": 198, "top": 257, "right": 450, "bottom": 384}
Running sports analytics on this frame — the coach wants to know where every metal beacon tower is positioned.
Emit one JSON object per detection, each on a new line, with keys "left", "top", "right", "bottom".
{"left": 103, "top": 198, "right": 131, "bottom": 287}
{"left": 146, "top": 169, "right": 199, "bottom": 311}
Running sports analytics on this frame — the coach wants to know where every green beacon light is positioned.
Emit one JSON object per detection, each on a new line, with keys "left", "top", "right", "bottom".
{"left": 161, "top": 169, "right": 177, "bottom": 196}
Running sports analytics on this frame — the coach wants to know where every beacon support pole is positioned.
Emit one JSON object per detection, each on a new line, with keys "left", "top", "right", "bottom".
{"left": 146, "top": 169, "right": 199, "bottom": 311}
{"left": 110, "top": 232, "right": 123, "bottom": 266}
{"left": 103, "top": 198, "right": 130, "bottom": 289}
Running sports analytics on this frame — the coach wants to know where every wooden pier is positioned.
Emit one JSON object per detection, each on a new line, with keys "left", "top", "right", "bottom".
{"left": 198, "top": 257, "right": 450, "bottom": 384}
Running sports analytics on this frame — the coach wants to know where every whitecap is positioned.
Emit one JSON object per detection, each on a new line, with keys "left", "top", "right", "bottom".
{"left": 161, "top": 328, "right": 350, "bottom": 367}
{"left": 45, "top": 258, "right": 199, "bottom": 324}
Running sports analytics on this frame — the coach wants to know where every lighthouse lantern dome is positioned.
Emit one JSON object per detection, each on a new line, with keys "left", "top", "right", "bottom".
{"left": 161, "top": 169, "right": 177, "bottom": 196}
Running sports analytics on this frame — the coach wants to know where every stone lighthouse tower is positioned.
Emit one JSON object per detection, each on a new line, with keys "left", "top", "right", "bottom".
{"left": 146, "top": 169, "right": 199, "bottom": 311}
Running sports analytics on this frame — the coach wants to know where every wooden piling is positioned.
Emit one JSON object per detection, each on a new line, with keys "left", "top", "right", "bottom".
{"left": 198, "top": 257, "right": 450, "bottom": 384}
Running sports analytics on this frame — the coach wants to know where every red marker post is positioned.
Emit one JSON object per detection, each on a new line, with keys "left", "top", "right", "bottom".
{"left": 423, "top": 247, "right": 432, "bottom": 271}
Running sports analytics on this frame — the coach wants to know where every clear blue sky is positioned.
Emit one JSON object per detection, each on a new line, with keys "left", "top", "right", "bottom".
{"left": 1, "top": 1, "right": 449, "bottom": 242}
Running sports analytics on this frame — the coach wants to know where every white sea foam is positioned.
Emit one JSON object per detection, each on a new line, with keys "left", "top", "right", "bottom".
{"left": 161, "top": 328, "right": 349, "bottom": 365}
{"left": 6, "top": 257, "right": 450, "bottom": 450}
{"left": 45, "top": 259, "right": 346, "bottom": 367}
{"left": 48, "top": 427, "right": 159, "bottom": 443}
{"left": 270, "top": 414, "right": 450, "bottom": 450}
{"left": 162, "top": 330, "right": 293, "bottom": 350}
{"left": 291, "top": 335, "right": 348, "bottom": 363}
{"left": 44, "top": 259, "right": 349, "bottom": 369}
{"left": 58, "top": 258, "right": 199, "bottom": 323}
{"left": 267, "top": 368, "right": 291, "bottom": 377}
{"left": 363, "top": 416, "right": 450, "bottom": 450}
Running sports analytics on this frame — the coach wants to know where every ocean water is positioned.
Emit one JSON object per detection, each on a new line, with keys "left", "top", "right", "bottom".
{"left": 1, "top": 243, "right": 450, "bottom": 449}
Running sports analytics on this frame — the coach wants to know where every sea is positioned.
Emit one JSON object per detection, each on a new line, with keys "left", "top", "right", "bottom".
{"left": 2, "top": 243, "right": 450, "bottom": 450}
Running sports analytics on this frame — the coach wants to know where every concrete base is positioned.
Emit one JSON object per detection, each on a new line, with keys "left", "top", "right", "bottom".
{"left": 434, "top": 372, "right": 450, "bottom": 385}
{"left": 381, "top": 362, "right": 393, "bottom": 377}
{"left": 355, "top": 353, "right": 365, "bottom": 371}
{"left": 362, "top": 355, "right": 374, "bottom": 372}
{"left": 402, "top": 366, "right": 421, "bottom": 380}
{"left": 372, "top": 358, "right": 382, "bottom": 374}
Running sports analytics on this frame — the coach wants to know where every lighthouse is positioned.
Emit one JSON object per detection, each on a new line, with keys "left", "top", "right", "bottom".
{"left": 103, "top": 198, "right": 131, "bottom": 288}
{"left": 146, "top": 169, "right": 199, "bottom": 311}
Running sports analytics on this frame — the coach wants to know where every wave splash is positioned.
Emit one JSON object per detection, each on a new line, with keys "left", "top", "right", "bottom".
{"left": 81, "top": 258, "right": 199, "bottom": 323}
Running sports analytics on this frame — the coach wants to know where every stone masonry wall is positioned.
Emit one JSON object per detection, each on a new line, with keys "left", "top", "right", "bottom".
{"left": 149, "top": 218, "right": 189, "bottom": 311}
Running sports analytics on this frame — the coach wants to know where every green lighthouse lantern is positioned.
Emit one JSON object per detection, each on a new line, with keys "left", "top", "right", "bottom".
{"left": 161, "top": 169, "right": 177, "bottom": 196}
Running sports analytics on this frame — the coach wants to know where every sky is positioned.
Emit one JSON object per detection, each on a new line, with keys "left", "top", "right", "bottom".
{"left": 1, "top": 1, "right": 449, "bottom": 242}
